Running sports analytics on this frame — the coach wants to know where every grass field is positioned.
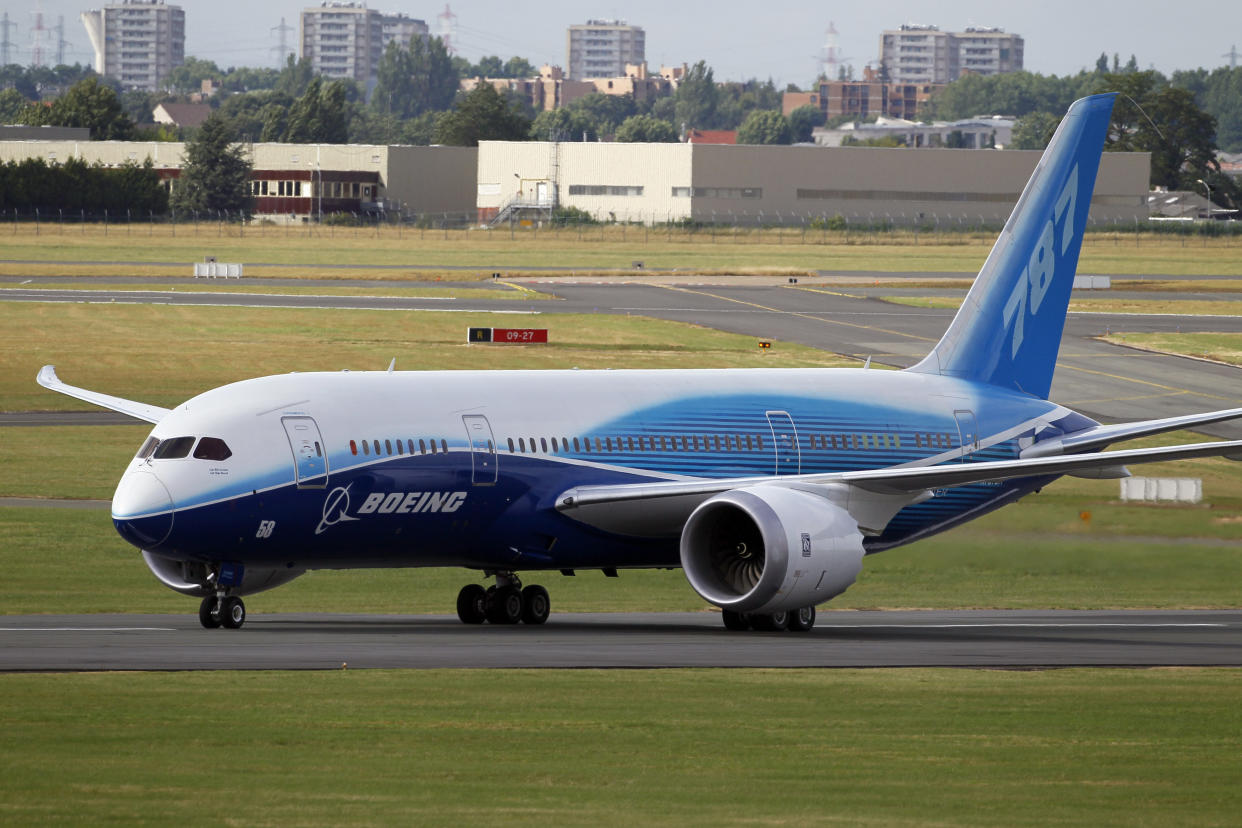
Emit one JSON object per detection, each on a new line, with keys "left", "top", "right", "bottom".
{"left": 0, "top": 303, "right": 850, "bottom": 412}
{"left": 2, "top": 669, "right": 1240, "bottom": 826}
{"left": 1102, "top": 332, "right": 1242, "bottom": 367}
{"left": 2, "top": 222, "right": 1241, "bottom": 276}
{"left": 1, "top": 281, "right": 549, "bottom": 299}
{"left": 884, "top": 295, "right": 1242, "bottom": 316}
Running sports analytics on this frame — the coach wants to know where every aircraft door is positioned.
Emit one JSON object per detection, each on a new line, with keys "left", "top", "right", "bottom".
{"left": 282, "top": 415, "right": 328, "bottom": 489}
{"left": 953, "top": 409, "right": 979, "bottom": 461}
{"left": 462, "top": 414, "right": 498, "bottom": 485}
{"left": 765, "top": 410, "right": 801, "bottom": 475}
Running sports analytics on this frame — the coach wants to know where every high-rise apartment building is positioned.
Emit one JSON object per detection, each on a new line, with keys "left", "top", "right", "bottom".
{"left": 879, "top": 24, "right": 1022, "bottom": 85}
{"left": 81, "top": 0, "right": 185, "bottom": 92}
{"left": 301, "top": 3, "right": 427, "bottom": 88}
{"left": 566, "top": 19, "right": 644, "bottom": 80}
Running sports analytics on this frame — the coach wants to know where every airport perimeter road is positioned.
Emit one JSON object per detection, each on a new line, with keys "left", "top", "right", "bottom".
{"left": 2, "top": 610, "right": 1240, "bottom": 670}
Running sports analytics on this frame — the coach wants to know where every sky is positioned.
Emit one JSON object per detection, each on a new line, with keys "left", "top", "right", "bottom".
{"left": 6, "top": 0, "right": 1240, "bottom": 85}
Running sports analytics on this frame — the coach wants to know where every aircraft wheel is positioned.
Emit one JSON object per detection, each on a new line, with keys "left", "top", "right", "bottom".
{"left": 456, "top": 584, "right": 488, "bottom": 624}
{"left": 721, "top": 610, "right": 750, "bottom": 631}
{"left": 751, "top": 611, "right": 789, "bottom": 632}
{"left": 787, "top": 605, "right": 816, "bottom": 632}
{"left": 221, "top": 596, "right": 246, "bottom": 629}
{"left": 520, "top": 585, "right": 550, "bottom": 625}
{"left": 486, "top": 585, "right": 523, "bottom": 625}
{"left": 198, "top": 596, "right": 222, "bottom": 629}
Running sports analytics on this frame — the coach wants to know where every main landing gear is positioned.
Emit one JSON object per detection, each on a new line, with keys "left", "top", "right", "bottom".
{"left": 456, "top": 572, "right": 550, "bottom": 626}
{"left": 198, "top": 593, "right": 246, "bottom": 630}
{"left": 721, "top": 605, "right": 816, "bottom": 632}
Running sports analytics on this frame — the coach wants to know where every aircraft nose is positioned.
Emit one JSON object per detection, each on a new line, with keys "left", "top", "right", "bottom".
{"left": 112, "top": 470, "right": 174, "bottom": 548}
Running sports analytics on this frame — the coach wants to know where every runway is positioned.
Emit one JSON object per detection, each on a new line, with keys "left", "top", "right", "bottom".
{"left": 3, "top": 610, "right": 1240, "bottom": 670}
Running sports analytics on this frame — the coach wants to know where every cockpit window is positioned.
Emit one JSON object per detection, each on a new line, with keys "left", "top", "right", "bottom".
{"left": 136, "top": 436, "right": 160, "bottom": 459}
{"left": 193, "top": 437, "right": 233, "bottom": 461}
{"left": 152, "top": 436, "right": 195, "bottom": 460}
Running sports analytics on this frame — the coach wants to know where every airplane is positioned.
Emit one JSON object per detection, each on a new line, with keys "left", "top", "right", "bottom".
{"left": 38, "top": 93, "right": 1242, "bottom": 632}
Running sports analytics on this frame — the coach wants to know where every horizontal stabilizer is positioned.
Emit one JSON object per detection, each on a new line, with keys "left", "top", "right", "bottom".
{"left": 37, "top": 366, "right": 170, "bottom": 425}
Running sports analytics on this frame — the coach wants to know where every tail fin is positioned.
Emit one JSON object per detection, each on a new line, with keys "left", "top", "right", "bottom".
{"left": 908, "top": 93, "right": 1116, "bottom": 399}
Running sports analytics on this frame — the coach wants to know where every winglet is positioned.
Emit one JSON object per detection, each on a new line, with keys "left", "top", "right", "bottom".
{"left": 37, "top": 365, "right": 171, "bottom": 424}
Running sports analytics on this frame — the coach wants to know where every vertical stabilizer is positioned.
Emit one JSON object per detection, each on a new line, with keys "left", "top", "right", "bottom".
{"left": 908, "top": 93, "right": 1116, "bottom": 399}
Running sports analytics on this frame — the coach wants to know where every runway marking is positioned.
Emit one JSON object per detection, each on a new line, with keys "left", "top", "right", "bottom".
{"left": 824, "top": 623, "right": 1229, "bottom": 629}
{"left": 785, "top": 286, "right": 867, "bottom": 300}
{"left": 1055, "top": 361, "right": 1238, "bottom": 403}
{"left": 0, "top": 627, "right": 177, "bottom": 632}
{"left": 651, "top": 284, "right": 939, "bottom": 344}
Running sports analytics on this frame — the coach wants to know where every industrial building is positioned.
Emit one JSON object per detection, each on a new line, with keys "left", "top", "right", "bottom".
{"left": 566, "top": 19, "right": 645, "bottom": 80}
{"left": 782, "top": 69, "right": 940, "bottom": 121}
{"left": 80, "top": 0, "right": 185, "bottom": 91}
{"left": 880, "top": 24, "right": 1023, "bottom": 84}
{"left": 476, "top": 141, "right": 1148, "bottom": 227}
{"left": 0, "top": 139, "right": 475, "bottom": 221}
{"left": 812, "top": 116, "right": 1015, "bottom": 149}
{"left": 300, "top": 2, "right": 428, "bottom": 88}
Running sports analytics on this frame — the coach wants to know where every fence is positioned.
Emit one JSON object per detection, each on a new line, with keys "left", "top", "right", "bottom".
{"left": 2, "top": 206, "right": 1240, "bottom": 247}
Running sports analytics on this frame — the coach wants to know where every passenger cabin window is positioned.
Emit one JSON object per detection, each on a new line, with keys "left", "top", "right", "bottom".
{"left": 193, "top": 437, "right": 232, "bottom": 461}
{"left": 152, "top": 436, "right": 194, "bottom": 459}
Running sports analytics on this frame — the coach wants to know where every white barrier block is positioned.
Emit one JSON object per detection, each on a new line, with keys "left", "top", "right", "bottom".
{"left": 1119, "top": 477, "right": 1201, "bottom": 503}
{"left": 1073, "top": 274, "right": 1111, "bottom": 289}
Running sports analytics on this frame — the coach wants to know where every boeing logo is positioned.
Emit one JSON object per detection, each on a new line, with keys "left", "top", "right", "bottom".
{"left": 316, "top": 484, "right": 361, "bottom": 535}
{"left": 357, "top": 491, "right": 467, "bottom": 515}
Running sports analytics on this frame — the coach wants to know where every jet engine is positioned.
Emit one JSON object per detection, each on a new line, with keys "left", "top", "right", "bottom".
{"left": 679, "top": 485, "right": 865, "bottom": 615}
{"left": 141, "top": 551, "right": 304, "bottom": 597}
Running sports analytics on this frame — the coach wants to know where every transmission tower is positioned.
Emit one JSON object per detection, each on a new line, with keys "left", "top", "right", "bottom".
{"left": 271, "top": 17, "right": 294, "bottom": 67}
{"left": 437, "top": 3, "right": 457, "bottom": 55}
{"left": 54, "top": 15, "right": 68, "bottom": 66}
{"left": 28, "top": 7, "right": 50, "bottom": 67}
{"left": 0, "top": 13, "right": 16, "bottom": 67}
{"left": 1225, "top": 45, "right": 1239, "bottom": 69}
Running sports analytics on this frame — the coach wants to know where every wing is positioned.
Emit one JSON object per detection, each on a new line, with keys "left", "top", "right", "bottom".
{"left": 556, "top": 439, "right": 1242, "bottom": 536}
{"left": 37, "top": 365, "right": 171, "bottom": 425}
{"left": 1021, "top": 407, "right": 1242, "bottom": 458}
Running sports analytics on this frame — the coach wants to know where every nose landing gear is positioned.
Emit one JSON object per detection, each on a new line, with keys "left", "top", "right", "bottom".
{"left": 456, "top": 572, "right": 549, "bottom": 625}
{"left": 198, "top": 592, "right": 246, "bottom": 630}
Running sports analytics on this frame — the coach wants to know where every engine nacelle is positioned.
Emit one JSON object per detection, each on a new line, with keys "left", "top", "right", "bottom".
{"left": 141, "top": 551, "right": 305, "bottom": 598}
{"left": 679, "top": 485, "right": 865, "bottom": 615}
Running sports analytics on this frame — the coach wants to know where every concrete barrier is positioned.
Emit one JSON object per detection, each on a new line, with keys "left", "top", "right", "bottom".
{"left": 1119, "top": 477, "right": 1202, "bottom": 503}
{"left": 1072, "top": 274, "right": 1111, "bottom": 289}
{"left": 193, "top": 262, "right": 243, "bottom": 278}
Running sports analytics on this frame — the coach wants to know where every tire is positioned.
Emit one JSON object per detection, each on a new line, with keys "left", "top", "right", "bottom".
{"left": 198, "top": 596, "right": 222, "bottom": 629}
{"left": 751, "top": 611, "right": 789, "bottom": 632}
{"left": 520, "top": 585, "right": 550, "bottom": 625}
{"left": 486, "top": 585, "right": 523, "bottom": 625}
{"left": 721, "top": 610, "right": 750, "bottom": 631}
{"left": 456, "top": 584, "right": 488, "bottom": 624}
{"left": 221, "top": 596, "right": 246, "bottom": 629}
{"left": 788, "top": 605, "right": 816, "bottom": 632}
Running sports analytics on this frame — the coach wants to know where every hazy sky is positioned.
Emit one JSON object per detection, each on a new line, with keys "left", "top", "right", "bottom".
{"left": 9, "top": 0, "right": 1241, "bottom": 85}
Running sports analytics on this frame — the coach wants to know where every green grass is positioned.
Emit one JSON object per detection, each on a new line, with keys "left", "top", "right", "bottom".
{"left": 0, "top": 303, "right": 851, "bottom": 411}
{"left": 1103, "top": 332, "right": 1242, "bottom": 367}
{"left": 0, "top": 282, "right": 549, "bottom": 299}
{"left": 3, "top": 222, "right": 1241, "bottom": 276}
{"left": 884, "top": 295, "right": 1242, "bottom": 316}
{"left": 1, "top": 669, "right": 1240, "bottom": 826}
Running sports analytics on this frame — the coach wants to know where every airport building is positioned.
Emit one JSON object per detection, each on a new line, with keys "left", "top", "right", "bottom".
{"left": 0, "top": 140, "right": 476, "bottom": 221}
{"left": 476, "top": 141, "right": 1149, "bottom": 227}
{"left": 80, "top": 0, "right": 186, "bottom": 91}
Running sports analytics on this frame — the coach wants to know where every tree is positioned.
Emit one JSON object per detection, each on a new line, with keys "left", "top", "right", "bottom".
{"left": 615, "top": 114, "right": 678, "bottom": 142}
{"left": 167, "top": 57, "right": 222, "bottom": 95}
{"left": 274, "top": 55, "right": 315, "bottom": 98}
{"left": 530, "top": 108, "right": 597, "bottom": 141}
{"left": 0, "top": 88, "right": 29, "bottom": 122}
{"left": 566, "top": 92, "right": 637, "bottom": 136}
{"left": 371, "top": 36, "right": 457, "bottom": 119}
{"left": 1010, "top": 111, "right": 1060, "bottom": 149}
{"left": 1097, "top": 71, "right": 1219, "bottom": 191}
{"left": 474, "top": 56, "right": 504, "bottom": 77}
{"left": 674, "top": 61, "right": 719, "bottom": 130}
{"left": 736, "top": 110, "right": 791, "bottom": 145}
{"left": 281, "top": 77, "right": 349, "bottom": 143}
{"left": 502, "top": 57, "right": 536, "bottom": 78}
{"left": 22, "top": 77, "right": 133, "bottom": 140}
{"left": 170, "top": 113, "right": 253, "bottom": 215}
{"left": 433, "top": 83, "right": 531, "bottom": 146}
{"left": 787, "top": 104, "right": 825, "bottom": 142}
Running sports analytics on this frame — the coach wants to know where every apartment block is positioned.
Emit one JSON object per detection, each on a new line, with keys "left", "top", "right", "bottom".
{"left": 879, "top": 24, "right": 1022, "bottom": 84}
{"left": 81, "top": 0, "right": 185, "bottom": 92}
{"left": 567, "top": 19, "right": 645, "bottom": 80}
{"left": 301, "top": 3, "right": 427, "bottom": 88}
